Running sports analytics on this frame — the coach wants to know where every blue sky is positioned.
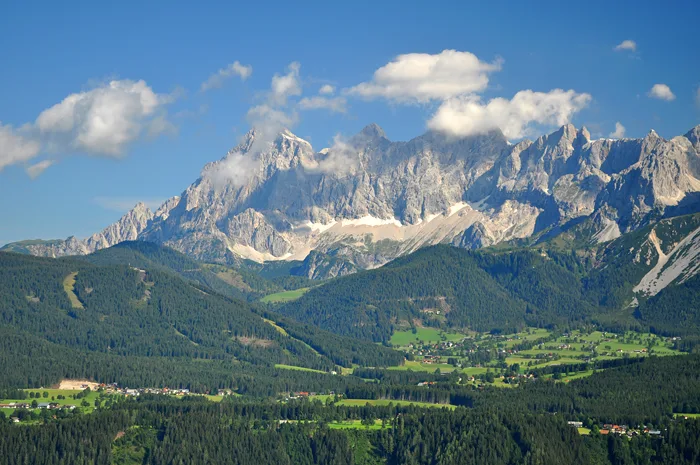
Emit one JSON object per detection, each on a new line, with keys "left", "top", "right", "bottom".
{"left": 1, "top": 0, "right": 699, "bottom": 246}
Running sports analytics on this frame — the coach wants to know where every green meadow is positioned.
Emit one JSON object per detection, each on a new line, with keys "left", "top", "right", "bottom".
{"left": 386, "top": 360, "right": 457, "bottom": 372}
{"left": 0, "top": 388, "right": 103, "bottom": 414}
{"left": 390, "top": 328, "right": 464, "bottom": 346}
{"left": 275, "top": 364, "right": 328, "bottom": 374}
{"left": 62, "top": 272, "right": 83, "bottom": 309}
{"left": 260, "top": 288, "right": 310, "bottom": 303}
{"left": 327, "top": 419, "right": 387, "bottom": 430}
{"left": 335, "top": 399, "right": 456, "bottom": 409}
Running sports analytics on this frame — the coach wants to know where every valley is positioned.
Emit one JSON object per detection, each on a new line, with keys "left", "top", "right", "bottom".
{"left": 386, "top": 327, "right": 682, "bottom": 381}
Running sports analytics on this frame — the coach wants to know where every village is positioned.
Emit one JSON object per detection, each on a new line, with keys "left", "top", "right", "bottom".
{"left": 567, "top": 421, "right": 662, "bottom": 437}
{"left": 391, "top": 327, "right": 682, "bottom": 380}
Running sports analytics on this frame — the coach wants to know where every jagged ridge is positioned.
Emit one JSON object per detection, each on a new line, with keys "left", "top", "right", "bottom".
{"left": 6, "top": 123, "right": 700, "bottom": 280}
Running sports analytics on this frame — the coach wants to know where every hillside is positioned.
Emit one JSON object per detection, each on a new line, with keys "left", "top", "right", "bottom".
{"left": 80, "top": 241, "right": 306, "bottom": 301}
{"left": 0, "top": 251, "right": 403, "bottom": 386}
{"left": 277, "top": 213, "right": 700, "bottom": 341}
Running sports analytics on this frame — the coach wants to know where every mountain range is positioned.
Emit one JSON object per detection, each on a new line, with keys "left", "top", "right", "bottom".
{"left": 5, "top": 123, "right": 700, "bottom": 279}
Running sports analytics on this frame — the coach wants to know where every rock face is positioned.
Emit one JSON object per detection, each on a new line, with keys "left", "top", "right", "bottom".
{"left": 7, "top": 123, "right": 700, "bottom": 278}
{"left": 13, "top": 198, "right": 180, "bottom": 258}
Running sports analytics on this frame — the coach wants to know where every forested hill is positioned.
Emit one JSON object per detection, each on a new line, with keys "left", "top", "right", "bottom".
{"left": 0, "top": 251, "right": 402, "bottom": 376}
{"left": 277, "top": 214, "right": 700, "bottom": 342}
{"left": 79, "top": 241, "right": 313, "bottom": 301}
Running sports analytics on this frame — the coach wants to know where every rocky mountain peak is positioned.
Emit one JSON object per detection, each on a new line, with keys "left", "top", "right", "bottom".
{"left": 578, "top": 126, "right": 591, "bottom": 144}
{"left": 9, "top": 122, "right": 700, "bottom": 279}
{"left": 357, "top": 123, "right": 387, "bottom": 140}
{"left": 685, "top": 125, "right": 700, "bottom": 151}
{"left": 130, "top": 202, "right": 151, "bottom": 216}
{"left": 546, "top": 123, "right": 588, "bottom": 149}
{"left": 559, "top": 123, "right": 578, "bottom": 139}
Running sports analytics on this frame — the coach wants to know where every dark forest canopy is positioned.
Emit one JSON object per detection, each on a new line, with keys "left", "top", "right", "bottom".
{"left": 2, "top": 359, "right": 700, "bottom": 465}
{"left": 0, "top": 251, "right": 403, "bottom": 379}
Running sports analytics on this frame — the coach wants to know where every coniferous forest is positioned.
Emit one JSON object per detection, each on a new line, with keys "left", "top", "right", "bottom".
{"left": 2, "top": 358, "right": 700, "bottom": 465}
{"left": 2, "top": 240, "right": 700, "bottom": 464}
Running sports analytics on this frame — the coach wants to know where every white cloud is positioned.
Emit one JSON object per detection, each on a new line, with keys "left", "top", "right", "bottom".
{"left": 201, "top": 152, "right": 260, "bottom": 189}
{"left": 203, "top": 62, "right": 303, "bottom": 189}
{"left": 1, "top": 79, "right": 175, "bottom": 177}
{"left": 246, "top": 104, "right": 299, "bottom": 140}
{"left": 200, "top": 61, "right": 253, "bottom": 92}
{"left": 270, "top": 62, "right": 301, "bottom": 105}
{"left": 298, "top": 96, "right": 347, "bottom": 113}
{"left": 427, "top": 89, "right": 592, "bottom": 139}
{"left": 614, "top": 40, "right": 637, "bottom": 52}
{"left": 303, "top": 135, "right": 359, "bottom": 176}
{"left": 319, "top": 84, "right": 335, "bottom": 95}
{"left": 26, "top": 159, "right": 55, "bottom": 179}
{"left": 0, "top": 123, "right": 41, "bottom": 171}
{"left": 36, "top": 79, "right": 175, "bottom": 156}
{"left": 93, "top": 196, "right": 165, "bottom": 212}
{"left": 609, "top": 121, "right": 626, "bottom": 139}
{"left": 347, "top": 50, "right": 502, "bottom": 103}
{"left": 648, "top": 83, "right": 676, "bottom": 101}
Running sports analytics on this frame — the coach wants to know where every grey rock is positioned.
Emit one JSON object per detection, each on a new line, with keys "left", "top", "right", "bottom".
{"left": 9, "top": 123, "right": 700, "bottom": 280}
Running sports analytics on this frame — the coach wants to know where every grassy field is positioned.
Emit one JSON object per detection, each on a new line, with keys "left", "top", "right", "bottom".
{"left": 62, "top": 272, "right": 83, "bottom": 309}
{"left": 335, "top": 399, "right": 456, "bottom": 409}
{"left": 675, "top": 413, "right": 700, "bottom": 418}
{"left": 260, "top": 288, "right": 310, "bottom": 303}
{"left": 460, "top": 367, "right": 490, "bottom": 376}
{"left": 275, "top": 364, "right": 328, "bottom": 374}
{"left": 502, "top": 328, "right": 551, "bottom": 347}
{"left": 0, "top": 388, "right": 102, "bottom": 415}
{"left": 327, "top": 419, "right": 387, "bottom": 430}
{"left": 577, "top": 427, "right": 591, "bottom": 435}
{"left": 387, "top": 360, "right": 457, "bottom": 372}
{"left": 390, "top": 328, "right": 464, "bottom": 346}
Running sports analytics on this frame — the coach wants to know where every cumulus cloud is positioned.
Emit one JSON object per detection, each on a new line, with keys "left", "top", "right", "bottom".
{"left": 347, "top": 49, "right": 502, "bottom": 103}
{"left": 270, "top": 62, "right": 302, "bottom": 105}
{"left": 1, "top": 80, "right": 175, "bottom": 177}
{"left": 93, "top": 196, "right": 165, "bottom": 212}
{"left": 303, "top": 135, "right": 359, "bottom": 176}
{"left": 614, "top": 40, "right": 637, "bottom": 52}
{"left": 36, "top": 79, "right": 175, "bottom": 156}
{"left": 26, "top": 159, "right": 55, "bottom": 179}
{"left": 319, "top": 84, "right": 335, "bottom": 95}
{"left": 202, "top": 62, "right": 303, "bottom": 189}
{"left": 648, "top": 83, "right": 675, "bottom": 101}
{"left": 427, "top": 89, "right": 592, "bottom": 139}
{"left": 609, "top": 122, "right": 626, "bottom": 139}
{"left": 246, "top": 104, "right": 298, "bottom": 139}
{"left": 299, "top": 96, "right": 347, "bottom": 113}
{"left": 200, "top": 61, "right": 252, "bottom": 92}
{"left": 0, "top": 123, "right": 41, "bottom": 171}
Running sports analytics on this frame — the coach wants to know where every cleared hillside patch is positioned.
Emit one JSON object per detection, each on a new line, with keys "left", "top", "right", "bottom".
{"left": 335, "top": 399, "right": 456, "bottom": 409}
{"left": 260, "top": 287, "right": 310, "bottom": 303}
{"left": 63, "top": 272, "right": 83, "bottom": 309}
{"left": 263, "top": 318, "right": 289, "bottom": 336}
{"left": 274, "top": 364, "right": 327, "bottom": 374}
